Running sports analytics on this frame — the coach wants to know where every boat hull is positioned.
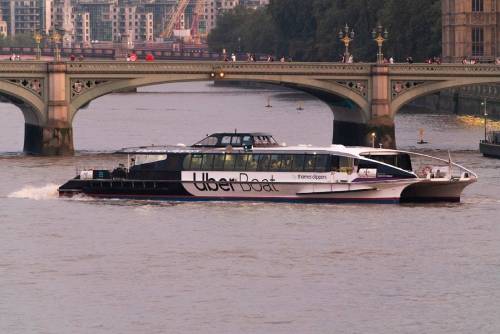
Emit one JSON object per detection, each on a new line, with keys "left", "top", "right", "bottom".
{"left": 58, "top": 178, "right": 416, "bottom": 204}
{"left": 480, "top": 142, "right": 500, "bottom": 158}
{"left": 400, "top": 179, "right": 475, "bottom": 203}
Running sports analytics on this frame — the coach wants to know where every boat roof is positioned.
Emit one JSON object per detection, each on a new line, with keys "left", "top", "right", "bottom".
{"left": 116, "top": 144, "right": 404, "bottom": 157}
{"left": 115, "top": 131, "right": 407, "bottom": 156}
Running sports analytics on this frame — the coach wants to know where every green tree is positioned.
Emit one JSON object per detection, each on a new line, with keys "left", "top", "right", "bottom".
{"left": 0, "top": 33, "right": 41, "bottom": 48}
{"left": 208, "top": 6, "right": 277, "bottom": 55}
{"left": 208, "top": 0, "right": 442, "bottom": 63}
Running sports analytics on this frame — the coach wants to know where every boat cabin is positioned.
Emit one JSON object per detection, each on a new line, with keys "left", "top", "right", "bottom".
{"left": 192, "top": 133, "right": 279, "bottom": 148}
{"left": 486, "top": 131, "right": 500, "bottom": 144}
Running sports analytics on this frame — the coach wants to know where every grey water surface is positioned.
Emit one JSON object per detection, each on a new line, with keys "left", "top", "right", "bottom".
{"left": 1, "top": 82, "right": 499, "bottom": 334}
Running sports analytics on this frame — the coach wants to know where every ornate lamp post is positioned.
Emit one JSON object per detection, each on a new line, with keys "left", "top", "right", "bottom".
{"left": 372, "top": 24, "right": 389, "bottom": 64}
{"left": 482, "top": 98, "right": 488, "bottom": 141}
{"left": 51, "top": 30, "right": 61, "bottom": 61}
{"left": 338, "top": 24, "right": 355, "bottom": 62}
{"left": 33, "top": 32, "right": 42, "bottom": 60}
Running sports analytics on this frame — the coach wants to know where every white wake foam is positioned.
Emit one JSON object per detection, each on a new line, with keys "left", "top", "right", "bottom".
{"left": 8, "top": 183, "right": 59, "bottom": 200}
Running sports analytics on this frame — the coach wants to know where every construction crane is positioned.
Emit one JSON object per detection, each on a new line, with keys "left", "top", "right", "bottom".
{"left": 190, "top": 0, "right": 207, "bottom": 44}
{"left": 161, "top": 0, "right": 191, "bottom": 39}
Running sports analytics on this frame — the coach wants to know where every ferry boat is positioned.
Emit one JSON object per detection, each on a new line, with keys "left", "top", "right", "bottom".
{"left": 59, "top": 132, "right": 477, "bottom": 204}
{"left": 480, "top": 130, "right": 500, "bottom": 158}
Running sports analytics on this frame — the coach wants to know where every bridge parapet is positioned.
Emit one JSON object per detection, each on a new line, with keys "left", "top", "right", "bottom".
{"left": 0, "top": 61, "right": 47, "bottom": 73}
{"left": 388, "top": 64, "right": 500, "bottom": 76}
{"left": 65, "top": 61, "right": 372, "bottom": 75}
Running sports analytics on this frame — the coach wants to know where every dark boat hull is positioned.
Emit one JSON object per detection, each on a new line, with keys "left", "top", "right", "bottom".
{"left": 480, "top": 142, "right": 500, "bottom": 158}
{"left": 58, "top": 178, "right": 405, "bottom": 204}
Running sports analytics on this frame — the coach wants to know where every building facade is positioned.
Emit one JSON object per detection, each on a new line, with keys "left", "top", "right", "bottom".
{"left": 0, "top": 0, "right": 52, "bottom": 36}
{"left": 0, "top": 0, "right": 268, "bottom": 46}
{"left": 442, "top": 0, "right": 499, "bottom": 62}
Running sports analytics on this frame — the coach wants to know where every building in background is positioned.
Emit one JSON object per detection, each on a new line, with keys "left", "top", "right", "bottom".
{"left": 442, "top": 0, "right": 498, "bottom": 62}
{"left": 1, "top": 0, "right": 52, "bottom": 36}
{"left": 0, "top": 7, "right": 7, "bottom": 37}
{"left": 240, "top": 0, "right": 268, "bottom": 9}
{"left": 0, "top": 0, "right": 269, "bottom": 47}
{"left": 0, "top": 19, "right": 6, "bottom": 37}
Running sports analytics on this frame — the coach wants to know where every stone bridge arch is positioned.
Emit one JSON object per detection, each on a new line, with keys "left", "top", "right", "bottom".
{"left": 0, "top": 80, "right": 47, "bottom": 153}
{"left": 390, "top": 77, "right": 500, "bottom": 115}
{"left": 68, "top": 73, "right": 371, "bottom": 146}
{"left": 0, "top": 80, "right": 45, "bottom": 125}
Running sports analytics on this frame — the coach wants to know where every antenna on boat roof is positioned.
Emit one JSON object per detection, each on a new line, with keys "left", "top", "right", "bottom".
{"left": 234, "top": 128, "right": 237, "bottom": 134}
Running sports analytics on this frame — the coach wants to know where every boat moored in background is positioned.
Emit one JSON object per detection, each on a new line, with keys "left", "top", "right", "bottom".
{"left": 480, "top": 130, "right": 500, "bottom": 159}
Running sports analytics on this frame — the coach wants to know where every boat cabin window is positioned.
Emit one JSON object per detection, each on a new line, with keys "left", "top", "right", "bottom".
{"left": 358, "top": 158, "right": 414, "bottom": 178}
{"left": 360, "top": 153, "right": 412, "bottom": 171}
{"left": 242, "top": 136, "right": 252, "bottom": 145}
{"left": 330, "top": 155, "right": 340, "bottom": 171}
{"left": 253, "top": 136, "right": 278, "bottom": 146}
{"left": 193, "top": 133, "right": 279, "bottom": 148}
{"left": 234, "top": 154, "right": 250, "bottom": 170}
{"left": 133, "top": 154, "right": 167, "bottom": 166}
{"left": 315, "top": 154, "right": 329, "bottom": 172}
{"left": 183, "top": 153, "right": 332, "bottom": 172}
{"left": 213, "top": 154, "right": 225, "bottom": 170}
{"left": 292, "top": 155, "right": 305, "bottom": 171}
{"left": 304, "top": 155, "right": 316, "bottom": 172}
{"left": 224, "top": 154, "right": 236, "bottom": 170}
{"left": 195, "top": 136, "right": 218, "bottom": 146}
{"left": 338, "top": 156, "right": 357, "bottom": 174}
{"left": 186, "top": 153, "right": 203, "bottom": 170}
{"left": 231, "top": 136, "right": 241, "bottom": 145}
{"left": 246, "top": 154, "right": 259, "bottom": 171}
{"left": 201, "top": 154, "right": 214, "bottom": 170}
{"left": 269, "top": 154, "right": 282, "bottom": 171}
{"left": 257, "top": 155, "right": 271, "bottom": 171}
{"left": 280, "top": 155, "right": 293, "bottom": 171}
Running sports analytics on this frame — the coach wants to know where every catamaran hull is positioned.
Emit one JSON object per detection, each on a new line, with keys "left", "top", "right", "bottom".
{"left": 400, "top": 179, "right": 475, "bottom": 202}
{"left": 59, "top": 178, "right": 419, "bottom": 204}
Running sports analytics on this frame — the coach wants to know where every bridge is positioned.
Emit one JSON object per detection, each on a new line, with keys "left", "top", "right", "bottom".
{"left": 1, "top": 60, "right": 500, "bottom": 155}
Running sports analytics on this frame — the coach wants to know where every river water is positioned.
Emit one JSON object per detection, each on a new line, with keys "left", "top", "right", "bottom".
{"left": 1, "top": 82, "right": 499, "bottom": 334}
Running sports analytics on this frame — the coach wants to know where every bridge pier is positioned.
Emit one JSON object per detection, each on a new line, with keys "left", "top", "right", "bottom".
{"left": 369, "top": 65, "right": 396, "bottom": 149}
{"left": 23, "top": 62, "right": 74, "bottom": 155}
{"left": 24, "top": 123, "right": 74, "bottom": 155}
{"left": 332, "top": 117, "right": 395, "bottom": 148}
{"left": 366, "top": 116, "right": 396, "bottom": 149}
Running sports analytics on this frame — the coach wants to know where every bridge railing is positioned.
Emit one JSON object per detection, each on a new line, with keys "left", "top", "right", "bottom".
{"left": 388, "top": 63, "right": 500, "bottom": 75}
{"left": 64, "top": 61, "right": 372, "bottom": 75}
{"left": 0, "top": 61, "right": 47, "bottom": 73}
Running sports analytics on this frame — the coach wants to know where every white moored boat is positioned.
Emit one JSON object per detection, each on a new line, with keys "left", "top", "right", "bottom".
{"left": 59, "top": 132, "right": 477, "bottom": 203}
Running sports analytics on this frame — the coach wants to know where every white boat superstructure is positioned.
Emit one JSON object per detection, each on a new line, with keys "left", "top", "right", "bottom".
{"left": 59, "top": 132, "right": 477, "bottom": 203}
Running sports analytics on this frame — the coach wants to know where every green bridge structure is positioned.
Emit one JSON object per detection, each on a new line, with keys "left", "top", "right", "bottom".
{"left": 1, "top": 60, "right": 500, "bottom": 155}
